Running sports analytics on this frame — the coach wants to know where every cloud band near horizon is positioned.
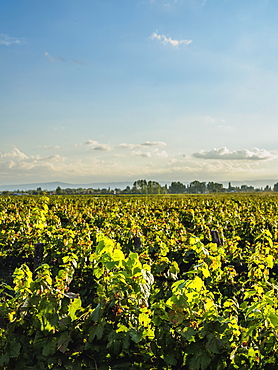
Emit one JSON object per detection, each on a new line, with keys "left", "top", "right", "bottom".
{"left": 192, "top": 147, "right": 275, "bottom": 160}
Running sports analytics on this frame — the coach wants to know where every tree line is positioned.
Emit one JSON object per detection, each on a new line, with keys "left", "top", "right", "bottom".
{"left": 128, "top": 180, "right": 278, "bottom": 194}
{"left": 1, "top": 180, "right": 278, "bottom": 196}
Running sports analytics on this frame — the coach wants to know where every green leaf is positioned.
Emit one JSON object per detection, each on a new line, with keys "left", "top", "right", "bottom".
{"left": 248, "top": 347, "right": 256, "bottom": 359}
{"left": 93, "top": 266, "right": 103, "bottom": 279}
{"left": 58, "top": 316, "right": 71, "bottom": 330}
{"left": 57, "top": 332, "right": 71, "bottom": 353}
{"left": 112, "top": 249, "right": 125, "bottom": 263}
{"left": 129, "top": 329, "right": 142, "bottom": 343}
{"left": 68, "top": 297, "right": 81, "bottom": 321}
{"left": 266, "top": 255, "right": 274, "bottom": 269}
{"left": 205, "top": 333, "right": 222, "bottom": 354}
{"left": 107, "top": 339, "right": 122, "bottom": 356}
{"left": 182, "top": 326, "right": 196, "bottom": 340}
{"left": 42, "top": 338, "right": 57, "bottom": 357}
{"left": 0, "top": 353, "right": 10, "bottom": 366}
{"left": 172, "top": 279, "right": 186, "bottom": 293}
{"left": 269, "top": 312, "right": 278, "bottom": 327}
{"left": 201, "top": 265, "right": 210, "bottom": 278}
{"left": 90, "top": 303, "right": 102, "bottom": 322}
{"left": 116, "top": 323, "right": 129, "bottom": 333}
{"left": 187, "top": 350, "right": 212, "bottom": 370}
{"left": 9, "top": 341, "right": 21, "bottom": 358}
{"left": 37, "top": 313, "right": 56, "bottom": 332}
{"left": 187, "top": 276, "right": 204, "bottom": 291}
{"left": 88, "top": 320, "right": 105, "bottom": 341}
{"left": 163, "top": 353, "right": 177, "bottom": 366}
{"left": 245, "top": 301, "right": 261, "bottom": 317}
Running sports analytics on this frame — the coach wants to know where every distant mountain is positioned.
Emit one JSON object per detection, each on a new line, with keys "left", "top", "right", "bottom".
{"left": 0, "top": 181, "right": 133, "bottom": 191}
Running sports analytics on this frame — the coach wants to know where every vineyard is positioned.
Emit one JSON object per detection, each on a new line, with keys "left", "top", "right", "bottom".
{"left": 1, "top": 193, "right": 278, "bottom": 369}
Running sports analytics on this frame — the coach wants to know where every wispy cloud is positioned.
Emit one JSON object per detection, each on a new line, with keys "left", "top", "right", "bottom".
{"left": 141, "top": 141, "right": 167, "bottom": 147}
{"left": 149, "top": 32, "right": 192, "bottom": 47}
{"left": 44, "top": 52, "right": 66, "bottom": 63}
{"left": 44, "top": 52, "right": 87, "bottom": 65}
{"left": 192, "top": 147, "right": 275, "bottom": 161}
{"left": 84, "top": 140, "right": 112, "bottom": 151}
{"left": 73, "top": 59, "right": 87, "bottom": 65}
{"left": 93, "top": 145, "right": 112, "bottom": 151}
{"left": 149, "top": 0, "right": 178, "bottom": 6}
{"left": 44, "top": 52, "right": 56, "bottom": 62}
{"left": 119, "top": 141, "right": 168, "bottom": 158}
{"left": 40, "top": 145, "right": 61, "bottom": 149}
{"left": 204, "top": 116, "right": 227, "bottom": 128}
{"left": 119, "top": 143, "right": 138, "bottom": 149}
{"left": 37, "top": 154, "right": 65, "bottom": 162}
{"left": 120, "top": 141, "right": 167, "bottom": 149}
{"left": 0, "top": 33, "right": 26, "bottom": 46}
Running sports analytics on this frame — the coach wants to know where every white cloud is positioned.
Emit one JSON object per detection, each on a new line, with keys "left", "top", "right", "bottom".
{"left": 141, "top": 141, "right": 167, "bottom": 147}
{"left": 120, "top": 141, "right": 167, "bottom": 149}
{"left": 0, "top": 34, "right": 26, "bottom": 46}
{"left": 1, "top": 145, "right": 278, "bottom": 184}
{"left": 84, "top": 140, "right": 112, "bottom": 151}
{"left": 119, "top": 143, "right": 138, "bottom": 149}
{"left": 132, "top": 151, "right": 152, "bottom": 158}
{"left": 85, "top": 140, "right": 99, "bottom": 146}
{"left": 155, "top": 150, "right": 169, "bottom": 158}
{"left": 192, "top": 147, "right": 275, "bottom": 161}
{"left": 149, "top": 32, "right": 192, "bottom": 47}
{"left": 0, "top": 147, "right": 28, "bottom": 160}
{"left": 41, "top": 145, "right": 61, "bottom": 149}
{"left": 0, "top": 147, "right": 68, "bottom": 182}
{"left": 93, "top": 145, "right": 112, "bottom": 151}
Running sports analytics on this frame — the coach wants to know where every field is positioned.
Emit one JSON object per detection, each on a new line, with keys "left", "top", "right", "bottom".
{"left": 1, "top": 193, "right": 278, "bottom": 369}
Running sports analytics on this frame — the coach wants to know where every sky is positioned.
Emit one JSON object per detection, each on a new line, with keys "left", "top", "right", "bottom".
{"left": 1, "top": 0, "right": 278, "bottom": 186}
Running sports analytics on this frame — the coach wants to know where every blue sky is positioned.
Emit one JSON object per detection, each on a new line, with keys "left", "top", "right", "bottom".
{"left": 1, "top": 0, "right": 278, "bottom": 185}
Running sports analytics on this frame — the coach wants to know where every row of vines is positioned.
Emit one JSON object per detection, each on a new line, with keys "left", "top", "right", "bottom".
{"left": 1, "top": 194, "right": 278, "bottom": 369}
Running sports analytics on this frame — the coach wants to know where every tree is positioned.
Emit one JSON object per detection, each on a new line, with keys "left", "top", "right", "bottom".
{"left": 274, "top": 183, "right": 278, "bottom": 192}
{"left": 147, "top": 181, "right": 161, "bottom": 194}
{"left": 264, "top": 185, "right": 272, "bottom": 192}
{"left": 132, "top": 180, "right": 166, "bottom": 194}
{"left": 56, "top": 186, "right": 63, "bottom": 195}
{"left": 168, "top": 182, "right": 186, "bottom": 194}
{"left": 207, "top": 182, "right": 224, "bottom": 193}
{"left": 132, "top": 180, "right": 147, "bottom": 194}
{"left": 188, "top": 180, "right": 206, "bottom": 194}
